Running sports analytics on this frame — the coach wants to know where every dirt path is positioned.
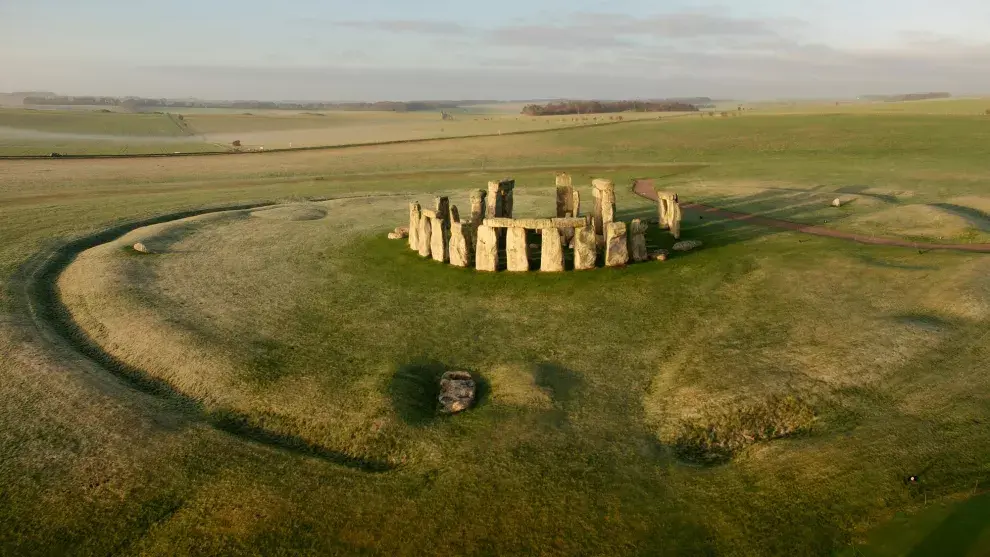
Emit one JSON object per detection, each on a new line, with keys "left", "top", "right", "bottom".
{"left": 633, "top": 179, "right": 990, "bottom": 253}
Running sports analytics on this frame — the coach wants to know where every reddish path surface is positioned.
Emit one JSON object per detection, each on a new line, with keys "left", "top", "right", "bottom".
{"left": 633, "top": 180, "right": 990, "bottom": 253}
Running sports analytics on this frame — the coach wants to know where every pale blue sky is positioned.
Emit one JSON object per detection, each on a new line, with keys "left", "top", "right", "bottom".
{"left": 2, "top": 0, "right": 989, "bottom": 100}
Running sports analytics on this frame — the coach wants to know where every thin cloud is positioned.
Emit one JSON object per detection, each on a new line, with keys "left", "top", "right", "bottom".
{"left": 333, "top": 19, "right": 467, "bottom": 35}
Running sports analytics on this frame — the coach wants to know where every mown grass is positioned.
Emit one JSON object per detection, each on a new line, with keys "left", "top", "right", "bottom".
{"left": 1, "top": 113, "right": 989, "bottom": 555}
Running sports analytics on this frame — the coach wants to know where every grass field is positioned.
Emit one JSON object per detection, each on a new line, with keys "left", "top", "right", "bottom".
{"left": 1, "top": 112, "right": 989, "bottom": 555}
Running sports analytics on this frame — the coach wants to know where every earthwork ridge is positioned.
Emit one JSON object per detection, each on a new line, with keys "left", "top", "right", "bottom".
{"left": 633, "top": 179, "right": 990, "bottom": 253}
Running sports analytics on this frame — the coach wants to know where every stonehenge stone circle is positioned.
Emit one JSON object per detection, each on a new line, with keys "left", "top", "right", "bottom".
{"left": 540, "top": 228, "right": 565, "bottom": 272}
{"left": 418, "top": 214, "right": 433, "bottom": 258}
{"left": 629, "top": 219, "right": 649, "bottom": 262}
{"left": 605, "top": 221, "right": 629, "bottom": 267}
{"left": 398, "top": 176, "right": 691, "bottom": 273}
{"left": 506, "top": 227, "right": 529, "bottom": 272}
{"left": 475, "top": 224, "right": 498, "bottom": 272}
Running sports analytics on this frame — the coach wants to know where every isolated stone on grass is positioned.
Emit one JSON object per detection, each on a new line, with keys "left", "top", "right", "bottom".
{"left": 673, "top": 240, "right": 703, "bottom": 252}
{"left": 132, "top": 242, "right": 152, "bottom": 254}
{"left": 439, "top": 371, "right": 476, "bottom": 414}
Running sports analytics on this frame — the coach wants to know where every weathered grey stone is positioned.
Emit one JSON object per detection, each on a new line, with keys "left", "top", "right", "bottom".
{"left": 438, "top": 371, "right": 476, "bottom": 414}
{"left": 629, "top": 219, "right": 649, "bottom": 262}
{"left": 470, "top": 189, "right": 487, "bottom": 224}
{"left": 486, "top": 181, "right": 503, "bottom": 219}
{"left": 483, "top": 217, "right": 587, "bottom": 229}
{"left": 605, "top": 221, "right": 629, "bottom": 267}
{"left": 408, "top": 202, "right": 421, "bottom": 250}
{"left": 434, "top": 196, "right": 450, "bottom": 222}
{"left": 387, "top": 232, "right": 403, "bottom": 240}
{"left": 656, "top": 191, "right": 682, "bottom": 238}
{"left": 592, "top": 179, "right": 615, "bottom": 234}
{"left": 556, "top": 173, "right": 573, "bottom": 218}
{"left": 673, "top": 240, "right": 703, "bottom": 252}
{"left": 573, "top": 226, "right": 598, "bottom": 270}
{"left": 669, "top": 201, "right": 683, "bottom": 240}
{"left": 506, "top": 227, "right": 529, "bottom": 272}
{"left": 449, "top": 204, "right": 461, "bottom": 223}
{"left": 652, "top": 249, "right": 670, "bottom": 261}
{"left": 394, "top": 226, "right": 409, "bottom": 236}
{"left": 431, "top": 216, "right": 449, "bottom": 263}
{"left": 540, "top": 228, "right": 565, "bottom": 272}
{"left": 572, "top": 190, "right": 581, "bottom": 216}
{"left": 832, "top": 198, "right": 843, "bottom": 207}
{"left": 475, "top": 225, "right": 498, "bottom": 272}
{"left": 417, "top": 215, "right": 432, "bottom": 258}
{"left": 421, "top": 209, "right": 439, "bottom": 220}
{"left": 132, "top": 242, "right": 151, "bottom": 254}
{"left": 555, "top": 172, "right": 572, "bottom": 187}
{"left": 501, "top": 179, "right": 515, "bottom": 218}
{"left": 449, "top": 222, "right": 470, "bottom": 267}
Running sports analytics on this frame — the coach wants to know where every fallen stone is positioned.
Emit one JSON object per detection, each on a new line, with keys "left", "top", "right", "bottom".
{"left": 672, "top": 240, "right": 703, "bottom": 252}
{"left": 394, "top": 226, "right": 409, "bottom": 237}
{"left": 387, "top": 232, "right": 402, "bottom": 240}
{"left": 651, "top": 249, "right": 670, "bottom": 261}
{"left": 540, "top": 228, "right": 565, "bottom": 272}
{"left": 832, "top": 198, "right": 843, "bottom": 207}
{"left": 132, "top": 242, "right": 151, "bottom": 254}
{"left": 438, "top": 371, "right": 476, "bottom": 414}
{"left": 605, "top": 221, "right": 629, "bottom": 267}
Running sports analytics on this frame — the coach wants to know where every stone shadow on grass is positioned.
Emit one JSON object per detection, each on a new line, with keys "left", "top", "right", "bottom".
{"left": 534, "top": 362, "right": 581, "bottom": 406}
{"left": 389, "top": 360, "right": 490, "bottom": 426}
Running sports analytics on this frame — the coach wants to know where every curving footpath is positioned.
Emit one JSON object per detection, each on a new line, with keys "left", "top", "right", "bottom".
{"left": 632, "top": 179, "right": 990, "bottom": 253}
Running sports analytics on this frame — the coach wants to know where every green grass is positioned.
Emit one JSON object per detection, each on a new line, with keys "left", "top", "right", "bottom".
{"left": 1, "top": 113, "right": 989, "bottom": 555}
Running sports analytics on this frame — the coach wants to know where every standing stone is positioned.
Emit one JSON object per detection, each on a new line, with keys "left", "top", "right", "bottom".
{"left": 629, "top": 219, "right": 649, "bottom": 262}
{"left": 486, "top": 181, "right": 504, "bottom": 218}
{"left": 408, "top": 202, "right": 422, "bottom": 251}
{"left": 417, "top": 215, "right": 432, "bottom": 258}
{"left": 501, "top": 180, "right": 515, "bottom": 218}
{"left": 470, "top": 189, "right": 487, "bottom": 224}
{"left": 434, "top": 196, "right": 450, "bottom": 222}
{"left": 605, "top": 221, "right": 629, "bottom": 267}
{"left": 669, "top": 200, "right": 683, "bottom": 240}
{"left": 572, "top": 190, "right": 581, "bottom": 216}
{"left": 555, "top": 173, "right": 573, "bottom": 218}
{"left": 592, "top": 179, "right": 616, "bottom": 234}
{"left": 449, "top": 221, "right": 470, "bottom": 267}
{"left": 449, "top": 204, "right": 461, "bottom": 224}
{"left": 431, "top": 216, "right": 449, "bottom": 263}
{"left": 506, "top": 227, "right": 529, "bottom": 272}
{"left": 573, "top": 225, "right": 598, "bottom": 270}
{"left": 475, "top": 225, "right": 498, "bottom": 272}
{"left": 540, "top": 228, "right": 565, "bottom": 272}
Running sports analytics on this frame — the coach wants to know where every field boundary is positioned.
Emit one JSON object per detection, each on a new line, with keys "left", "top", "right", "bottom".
{"left": 10, "top": 195, "right": 418, "bottom": 472}
{"left": 633, "top": 179, "right": 990, "bottom": 253}
{"left": 0, "top": 116, "right": 665, "bottom": 160}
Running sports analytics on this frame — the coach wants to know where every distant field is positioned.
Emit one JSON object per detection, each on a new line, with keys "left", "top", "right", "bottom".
{"left": 750, "top": 97, "right": 990, "bottom": 115}
{"left": 0, "top": 107, "right": 672, "bottom": 155}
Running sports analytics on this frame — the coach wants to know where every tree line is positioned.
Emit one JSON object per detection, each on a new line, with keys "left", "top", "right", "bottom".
{"left": 521, "top": 100, "right": 700, "bottom": 116}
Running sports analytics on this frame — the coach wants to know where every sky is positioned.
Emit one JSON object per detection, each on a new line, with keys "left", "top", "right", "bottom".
{"left": 2, "top": 0, "right": 990, "bottom": 101}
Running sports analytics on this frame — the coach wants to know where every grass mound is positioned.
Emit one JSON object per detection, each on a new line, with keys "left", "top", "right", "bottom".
{"left": 249, "top": 203, "right": 327, "bottom": 221}
{"left": 670, "top": 395, "right": 817, "bottom": 465}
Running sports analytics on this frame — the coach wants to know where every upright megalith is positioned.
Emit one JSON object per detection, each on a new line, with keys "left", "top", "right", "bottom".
{"left": 475, "top": 225, "right": 498, "bottom": 272}
{"left": 668, "top": 200, "right": 683, "bottom": 240}
{"left": 592, "top": 179, "right": 616, "bottom": 234}
{"left": 469, "top": 189, "right": 487, "bottom": 224}
{"left": 449, "top": 204, "right": 461, "bottom": 224}
{"left": 418, "top": 214, "right": 433, "bottom": 258}
{"left": 629, "top": 219, "right": 649, "bottom": 262}
{"left": 434, "top": 196, "right": 450, "bottom": 222}
{"left": 449, "top": 221, "right": 470, "bottom": 267}
{"left": 408, "top": 202, "right": 422, "bottom": 251}
{"left": 540, "top": 228, "right": 565, "bottom": 272}
{"left": 605, "top": 221, "right": 629, "bottom": 267}
{"left": 486, "top": 179, "right": 515, "bottom": 219}
{"left": 431, "top": 216, "right": 450, "bottom": 263}
{"left": 573, "top": 220, "right": 598, "bottom": 270}
{"left": 555, "top": 172, "right": 574, "bottom": 218}
{"left": 506, "top": 227, "right": 529, "bottom": 272}
{"left": 572, "top": 190, "right": 581, "bottom": 217}
{"left": 656, "top": 191, "right": 683, "bottom": 239}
